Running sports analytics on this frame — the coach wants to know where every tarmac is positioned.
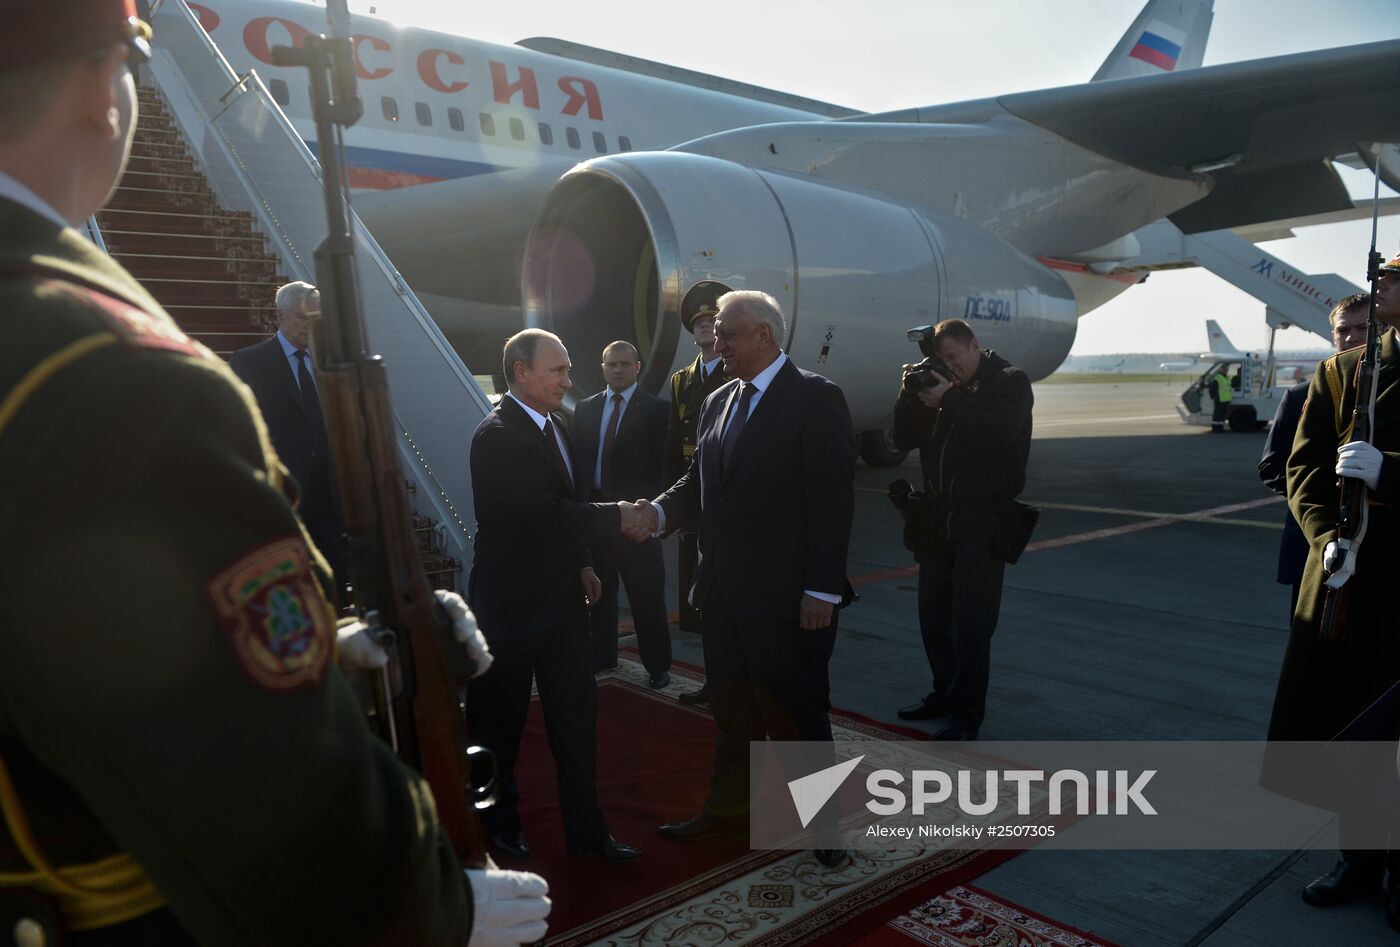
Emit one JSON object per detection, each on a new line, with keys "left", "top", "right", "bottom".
{"left": 629, "top": 378, "right": 1396, "bottom": 947}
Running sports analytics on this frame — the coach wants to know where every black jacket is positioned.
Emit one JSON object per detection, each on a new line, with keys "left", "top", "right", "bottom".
{"left": 229, "top": 335, "right": 338, "bottom": 516}
{"left": 467, "top": 396, "right": 619, "bottom": 641}
{"left": 657, "top": 357, "right": 855, "bottom": 621}
{"left": 892, "top": 350, "right": 1032, "bottom": 534}
{"left": 1258, "top": 380, "right": 1310, "bottom": 586}
{"left": 572, "top": 387, "right": 668, "bottom": 502}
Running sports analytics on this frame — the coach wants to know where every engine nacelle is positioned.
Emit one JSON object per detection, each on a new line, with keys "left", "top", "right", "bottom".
{"left": 521, "top": 152, "right": 1077, "bottom": 430}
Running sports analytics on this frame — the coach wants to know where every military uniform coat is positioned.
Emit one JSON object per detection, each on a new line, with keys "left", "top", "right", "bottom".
{"left": 1267, "top": 329, "right": 1400, "bottom": 748}
{"left": 0, "top": 199, "right": 471, "bottom": 945}
{"left": 662, "top": 354, "right": 728, "bottom": 486}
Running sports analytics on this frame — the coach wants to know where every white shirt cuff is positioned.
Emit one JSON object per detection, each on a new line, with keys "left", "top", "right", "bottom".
{"left": 650, "top": 501, "right": 666, "bottom": 537}
{"left": 804, "top": 590, "right": 841, "bottom": 604}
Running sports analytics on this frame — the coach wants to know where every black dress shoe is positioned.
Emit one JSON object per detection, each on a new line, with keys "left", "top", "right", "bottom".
{"left": 1301, "top": 856, "right": 1382, "bottom": 907}
{"left": 678, "top": 684, "right": 710, "bottom": 705}
{"left": 896, "top": 694, "right": 946, "bottom": 721}
{"left": 658, "top": 812, "right": 745, "bottom": 841}
{"left": 931, "top": 723, "right": 978, "bottom": 741}
{"left": 814, "top": 848, "right": 848, "bottom": 868}
{"left": 568, "top": 835, "right": 642, "bottom": 861}
{"left": 490, "top": 831, "right": 531, "bottom": 859}
{"left": 649, "top": 671, "right": 672, "bottom": 689}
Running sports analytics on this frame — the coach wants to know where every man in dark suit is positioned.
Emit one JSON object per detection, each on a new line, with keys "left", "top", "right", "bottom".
{"left": 467, "top": 328, "right": 646, "bottom": 862}
{"left": 229, "top": 281, "right": 344, "bottom": 599}
{"left": 664, "top": 281, "right": 731, "bottom": 705}
{"left": 572, "top": 340, "right": 673, "bottom": 686}
{"left": 1258, "top": 293, "right": 1369, "bottom": 617}
{"left": 633, "top": 291, "right": 856, "bottom": 866}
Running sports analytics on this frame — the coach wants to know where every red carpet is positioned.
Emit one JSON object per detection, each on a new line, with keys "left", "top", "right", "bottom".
{"left": 511, "top": 660, "right": 1024, "bottom": 945}
{"left": 850, "top": 885, "right": 1121, "bottom": 947}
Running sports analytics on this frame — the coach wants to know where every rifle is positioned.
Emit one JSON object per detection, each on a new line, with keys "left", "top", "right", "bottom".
{"left": 1318, "top": 158, "right": 1385, "bottom": 640}
{"left": 271, "top": 3, "right": 495, "bottom": 864}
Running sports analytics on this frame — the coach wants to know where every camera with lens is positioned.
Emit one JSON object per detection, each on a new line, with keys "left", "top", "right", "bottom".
{"left": 903, "top": 325, "right": 949, "bottom": 392}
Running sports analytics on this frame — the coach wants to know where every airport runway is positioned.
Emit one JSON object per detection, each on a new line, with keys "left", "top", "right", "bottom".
{"left": 631, "top": 379, "right": 1392, "bottom": 946}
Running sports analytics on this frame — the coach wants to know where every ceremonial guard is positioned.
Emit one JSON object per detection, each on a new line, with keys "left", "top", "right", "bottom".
{"left": 663, "top": 281, "right": 730, "bottom": 703}
{"left": 1265, "top": 253, "right": 1400, "bottom": 930}
{"left": 0, "top": 4, "right": 546, "bottom": 944}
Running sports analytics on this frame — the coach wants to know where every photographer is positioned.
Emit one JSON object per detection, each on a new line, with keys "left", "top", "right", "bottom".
{"left": 891, "top": 319, "right": 1033, "bottom": 740}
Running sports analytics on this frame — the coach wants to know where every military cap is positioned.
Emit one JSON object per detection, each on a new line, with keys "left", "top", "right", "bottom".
{"left": 679, "top": 279, "right": 732, "bottom": 333}
{"left": 1380, "top": 252, "right": 1400, "bottom": 276}
{"left": 2, "top": 0, "right": 151, "bottom": 71}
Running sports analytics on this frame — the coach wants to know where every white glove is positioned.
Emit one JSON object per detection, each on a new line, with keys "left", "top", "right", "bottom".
{"left": 435, "top": 589, "right": 493, "bottom": 678}
{"left": 465, "top": 868, "right": 549, "bottom": 947}
{"left": 1323, "top": 540, "right": 1356, "bottom": 590}
{"left": 1336, "top": 440, "right": 1383, "bottom": 492}
{"left": 336, "top": 623, "right": 389, "bottom": 670}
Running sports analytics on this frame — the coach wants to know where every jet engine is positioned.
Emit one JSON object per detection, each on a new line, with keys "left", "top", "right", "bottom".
{"left": 521, "top": 152, "right": 1077, "bottom": 444}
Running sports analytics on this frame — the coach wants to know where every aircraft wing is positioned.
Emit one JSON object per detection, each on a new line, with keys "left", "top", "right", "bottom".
{"left": 980, "top": 39, "right": 1400, "bottom": 234}
{"left": 1231, "top": 196, "right": 1400, "bottom": 243}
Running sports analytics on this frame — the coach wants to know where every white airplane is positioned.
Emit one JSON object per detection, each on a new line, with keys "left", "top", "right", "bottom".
{"left": 178, "top": 0, "right": 1398, "bottom": 464}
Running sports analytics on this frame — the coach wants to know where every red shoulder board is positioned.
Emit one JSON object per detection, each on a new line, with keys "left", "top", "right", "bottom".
{"left": 44, "top": 278, "right": 210, "bottom": 359}
{"left": 206, "top": 537, "right": 334, "bottom": 693}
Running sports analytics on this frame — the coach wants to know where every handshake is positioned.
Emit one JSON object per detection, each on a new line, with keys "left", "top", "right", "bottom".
{"left": 616, "top": 500, "right": 659, "bottom": 542}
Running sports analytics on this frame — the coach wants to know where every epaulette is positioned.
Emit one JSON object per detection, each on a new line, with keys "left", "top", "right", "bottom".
{"left": 37, "top": 275, "right": 209, "bottom": 360}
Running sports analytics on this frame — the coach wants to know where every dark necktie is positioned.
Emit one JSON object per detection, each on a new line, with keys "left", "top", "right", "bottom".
{"left": 720, "top": 383, "right": 757, "bottom": 471}
{"left": 293, "top": 350, "right": 328, "bottom": 455}
{"left": 600, "top": 392, "right": 623, "bottom": 496}
{"left": 541, "top": 418, "right": 574, "bottom": 491}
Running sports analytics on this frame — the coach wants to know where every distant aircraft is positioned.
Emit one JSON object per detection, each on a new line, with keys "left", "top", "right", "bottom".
{"left": 176, "top": 0, "right": 1398, "bottom": 464}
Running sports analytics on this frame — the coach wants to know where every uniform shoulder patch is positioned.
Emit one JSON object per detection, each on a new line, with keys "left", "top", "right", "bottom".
{"left": 43, "top": 278, "right": 210, "bottom": 359}
{"left": 206, "top": 538, "right": 334, "bottom": 692}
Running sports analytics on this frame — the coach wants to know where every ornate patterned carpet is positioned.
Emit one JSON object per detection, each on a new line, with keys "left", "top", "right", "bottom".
{"left": 512, "top": 656, "right": 1023, "bottom": 945}
{"left": 851, "top": 886, "right": 1120, "bottom": 947}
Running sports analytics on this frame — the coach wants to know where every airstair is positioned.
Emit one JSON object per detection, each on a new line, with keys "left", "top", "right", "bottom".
{"left": 93, "top": 0, "right": 493, "bottom": 586}
{"left": 98, "top": 88, "right": 283, "bottom": 357}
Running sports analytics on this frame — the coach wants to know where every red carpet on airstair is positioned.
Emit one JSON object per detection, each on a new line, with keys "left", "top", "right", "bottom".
{"left": 511, "top": 657, "right": 1023, "bottom": 945}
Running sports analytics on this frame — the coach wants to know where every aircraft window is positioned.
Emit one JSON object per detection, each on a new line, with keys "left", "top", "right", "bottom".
{"left": 381, "top": 96, "right": 398, "bottom": 122}
{"left": 448, "top": 107, "right": 464, "bottom": 132}
{"left": 538, "top": 123, "right": 553, "bottom": 145}
{"left": 509, "top": 118, "right": 524, "bottom": 141}
{"left": 415, "top": 102, "right": 432, "bottom": 127}
{"left": 593, "top": 131, "right": 607, "bottom": 153}
{"left": 618, "top": 135, "right": 632, "bottom": 152}
{"left": 479, "top": 113, "right": 496, "bottom": 136}
{"left": 566, "top": 127, "right": 580, "bottom": 150}
{"left": 268, "top": 79, "right": 289, "bottom": 107}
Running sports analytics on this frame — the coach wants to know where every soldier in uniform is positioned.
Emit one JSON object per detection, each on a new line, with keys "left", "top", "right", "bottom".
{"left": 662, "top": 281, "right": 730, "bottom": 705}
{"left": 0, "top": 4, "right": 548, "bottom": 944}
{"left": 1265, "top": 253, "right": 1400, "bottom": 929}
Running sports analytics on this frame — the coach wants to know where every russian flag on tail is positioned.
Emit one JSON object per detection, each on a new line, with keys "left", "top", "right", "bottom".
{"left": 1129, "top": 30, "right": 1182, "bottom": 70}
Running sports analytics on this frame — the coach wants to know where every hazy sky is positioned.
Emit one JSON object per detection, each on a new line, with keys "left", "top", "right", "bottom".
{"left": 330, "top": 0, "right": 1399, "bottom": 354}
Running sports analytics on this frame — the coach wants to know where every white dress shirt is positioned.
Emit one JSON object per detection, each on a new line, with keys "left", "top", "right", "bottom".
{"left": 0, "top": 170, "right": 69, "bottom": 229}
{"left": 594, "top": 382, "right": 637, "bottom": 490}
{"left": 702, "top": 355, "right": 723, "bottom": 379}
{"left": 277, "top": 330, "right": 317, "bottom": 395}
{"left": 653, "top": 352, "right": 840, "bottom": 605}
{"left": 506, "top": 392, "right": 574, "bottom": 483}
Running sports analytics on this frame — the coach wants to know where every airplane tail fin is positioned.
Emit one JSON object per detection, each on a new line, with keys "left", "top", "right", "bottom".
{"left": 1092, "top": 0, "right": 1214, "bottom": 81}
{"left": 1205, "top": 319, "right": 1241, "bottom": 355}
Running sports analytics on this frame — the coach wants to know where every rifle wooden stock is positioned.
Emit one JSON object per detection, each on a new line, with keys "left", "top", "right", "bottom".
{"left": 277, "top": 20, "right": 493, "bottom": 870}
{"left": 318, "top": 362, "right": 491, "bottom": 866}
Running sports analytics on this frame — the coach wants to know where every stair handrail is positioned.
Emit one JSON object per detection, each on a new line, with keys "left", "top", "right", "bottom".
{"left": 84, "top": 216, "right": 108, "bottom": 253}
